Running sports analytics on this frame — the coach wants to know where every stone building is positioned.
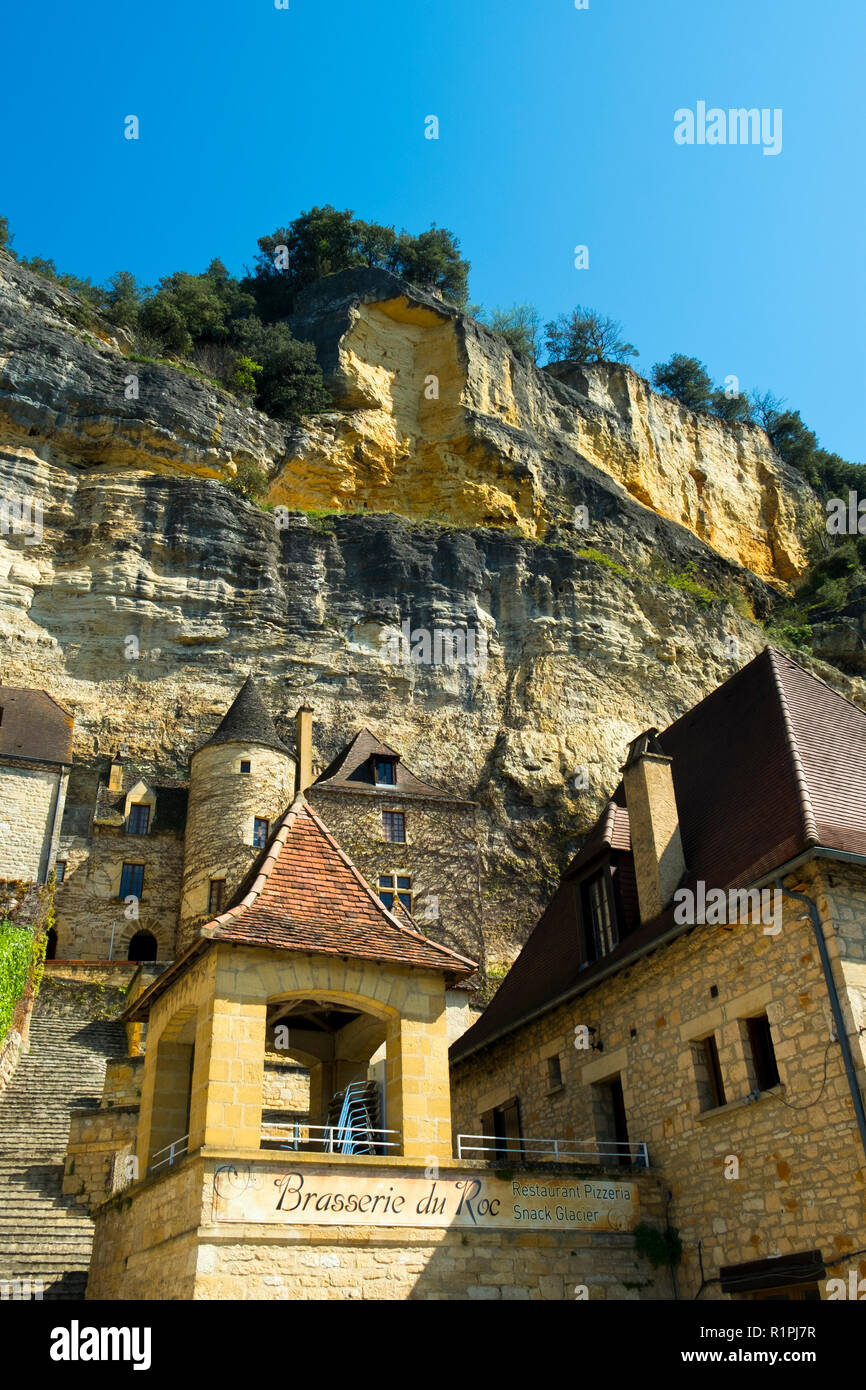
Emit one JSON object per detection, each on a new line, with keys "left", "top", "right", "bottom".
{"left": 450, "top": 648, "right": 866, "bottom": 1301}
{"left": 307, "top": 727, "right": 483, "bottom": 964}
{"left": 16, "top": 676, "right": 484, "bottom": 969}
{"left": 0, "top": 686, "right": 73, "bottom": 886}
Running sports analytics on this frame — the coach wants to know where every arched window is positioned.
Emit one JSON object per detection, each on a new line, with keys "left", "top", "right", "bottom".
{"left": 45, "top": 927, "right": 57, "bottom": 961}
{"left": 127, "top": 930, "right": 158, "bottom": 962}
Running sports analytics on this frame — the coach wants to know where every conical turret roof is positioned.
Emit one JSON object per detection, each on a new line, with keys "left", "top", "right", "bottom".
{"left": 197, "top": 676, "right": 290, "bottom": 755}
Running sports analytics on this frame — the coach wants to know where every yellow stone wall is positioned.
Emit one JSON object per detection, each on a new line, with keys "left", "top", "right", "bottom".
{"left": 135, "top": 944, "right": 457, "bottom": 1173}
{"left": 86, "top": 1153, "right": 670, "bottom": 1301}
{"left": 451, "top": 861, "right": 866, "bottom": 1299}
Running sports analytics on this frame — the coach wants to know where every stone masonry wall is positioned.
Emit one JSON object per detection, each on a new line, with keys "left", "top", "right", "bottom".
{"left": 53, "top": 829, "right": 183, "bottom": 960}
{"left": 451, "top": 861, "right": 866, "bottom": 1299}
{"left": 87, "top": 1153, "right": 671, "bottom": 1301}
{"left": 63, "top": 1107, "right": 139, "bottom": 1211}
{"left": 0, "top": 761, "right": 62, "bottom": 881}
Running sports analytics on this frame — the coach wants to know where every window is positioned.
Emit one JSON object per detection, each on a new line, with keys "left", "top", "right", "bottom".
{"left": 379, "top": 874, "right": 412, "bottom": 912}
{"left": 694, "top": 1034, "right": 726, "bottom": 1111}
{"left": 746, "top": 1015, "right": 780, "bottom": 1092}
{"left": 253, "top": 817, "right": 269, "bottom": 848}
{"left": 208, "top": 879, "right": 226, "bottom": 914}
{"left": 578, "top": 869, "right": 617, "bottom": 963}
{"left": 54, "top": 861, "right": 66, "bottom": 884}
{"left": 127, "top": 803, "right": 150, "bottom": 836}
{"left": 240, "top": 760, "right": 251, "bottom": 775}
{"left": 480, "top": 1098, "right": 523, "bottom": 1159}
{"left": 547, "top": 1054, "right": 563, "bottom": 1090}
{"left": 382, "top": 811, "right": 406, "bottom": 843}
{"left": 119, "top": 863, "right": 144, "bottom": 900}
{"left": 374, "top": 758, "right": 397, "bottom": 786}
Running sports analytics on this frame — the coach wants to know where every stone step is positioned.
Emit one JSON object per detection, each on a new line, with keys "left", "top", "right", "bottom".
{"left": 0, "top": 1002, "right": 126, "bottom": 1301}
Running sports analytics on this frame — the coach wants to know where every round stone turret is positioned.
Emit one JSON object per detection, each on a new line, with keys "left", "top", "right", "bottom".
{"left": 179, "top": 676, "right": 295, "bottom": 951}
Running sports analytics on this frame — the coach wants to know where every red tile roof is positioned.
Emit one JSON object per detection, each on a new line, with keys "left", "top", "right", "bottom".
{"left": 452, "top": 647, "right": 866, "bottom": 1062}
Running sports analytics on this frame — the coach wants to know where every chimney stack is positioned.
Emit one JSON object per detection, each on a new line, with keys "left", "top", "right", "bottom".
{"left": 108, "top": 752, "right": 124, "bottom": 793}
{"left": 295, "top": 707, "right": 314, "bottom": 793}
{"left": 621, "top": 728, "right": 685, "bottom": 923}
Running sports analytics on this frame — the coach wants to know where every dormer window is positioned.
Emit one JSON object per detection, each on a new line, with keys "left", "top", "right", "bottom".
{"left": 577, "top": 868, "right": 618, "bottom": 965}
{"left": 127, "top": 804, "right": 150, "bottom": 836}
{"left": 374, "top": 757, "right": 397, "bottom": 786}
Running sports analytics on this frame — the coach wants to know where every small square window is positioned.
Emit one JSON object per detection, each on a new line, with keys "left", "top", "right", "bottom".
{"left": 240, "top": 760, "right": 251, "bottom": 775}
{"left": 253, "top": 817, "right": 269, "bottom": 849}
{"left": 55, "top": 860, "right": 67, "bottom": 884}
{"left": 383, "top": 811, "right": 406, "bottom": 843}
{"left": 379, "top": 873, "right": 412, "bottom": 913}
{"left": 127, "top": 804, "right": 150, "bottom": 835}
{"left": 547, "top": 1055, "right": 562, "bottom": 1090}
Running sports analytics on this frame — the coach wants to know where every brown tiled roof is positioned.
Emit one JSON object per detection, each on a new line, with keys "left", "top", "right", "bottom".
{"left": 125, "top": 797, "right": 476, "bottom": 1021}
{"left": 452, "top": 647, "right": 866, "bottom": 1062}
{"left": 0, "top": 687, "right": 73, "bottom": 765}
{"left": 313, "top": 728, "right": 472, "bottom": 802}
{"left": 202, "top": 798, "right": 475, "bottom": 976}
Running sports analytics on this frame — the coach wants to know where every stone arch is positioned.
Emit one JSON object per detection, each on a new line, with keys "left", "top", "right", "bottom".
{"left": 115, "top": 915, "right": 170, "bottom": 962}
{"left": 127, "top": 929, "right": 157, "bottom": 962}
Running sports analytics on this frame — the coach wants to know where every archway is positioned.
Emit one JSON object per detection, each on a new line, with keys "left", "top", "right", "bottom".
{"left": 263, "top": 995, "right": 390, "bottom": 1154}
{"left": 45, "top": 927, "right": 57, "bottom": 961}
{"left": 127, "top": 930, "right": 158, "bottom": 962}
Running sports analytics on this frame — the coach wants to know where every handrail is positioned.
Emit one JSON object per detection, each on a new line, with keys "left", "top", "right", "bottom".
{"left": 262, "top": 1121, "right": 401, "bottom": 1153}
{"left": 149, "top": 1133, "right": 189, "bottom": 1173}
{"left": 456, "top": 1134, "right": 649, "bottom": 1167}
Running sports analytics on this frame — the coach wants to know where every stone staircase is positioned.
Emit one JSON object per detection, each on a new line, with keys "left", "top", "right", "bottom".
{"left": 0, "top": 1009, "right": 126, "bottom": 1300}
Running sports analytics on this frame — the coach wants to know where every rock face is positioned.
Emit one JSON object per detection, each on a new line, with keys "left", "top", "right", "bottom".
{"left": 0, "top": 251, "right": 858, "bottom": 962}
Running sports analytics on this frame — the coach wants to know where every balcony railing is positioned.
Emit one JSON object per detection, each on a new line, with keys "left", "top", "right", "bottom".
{"left": 455, "top": 1134, "right": 649, "bottom": 1168}
{"left": 262, "top": 1121, "right": 401, "bottom": 1156}
{"left": 149, "top": 1133, "right": 189, "bottom": 1174}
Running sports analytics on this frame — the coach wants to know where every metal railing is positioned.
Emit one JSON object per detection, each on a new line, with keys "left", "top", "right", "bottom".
{"left": 456, "top": 1134, "right": 649, "bottom": 1167}
{"left": 262, "top": 1121, "right": 401, "bottom": 1155}
{"left": 149, "top": 1133, "right": 189, "bottom": 1174}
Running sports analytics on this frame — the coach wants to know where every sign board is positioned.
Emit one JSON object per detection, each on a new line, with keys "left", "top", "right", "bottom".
{"left": 211, "top": 1164, "right": 638, "bottom": 1232}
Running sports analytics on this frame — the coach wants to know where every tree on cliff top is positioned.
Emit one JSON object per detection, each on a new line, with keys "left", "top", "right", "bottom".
{"left": 544, "top": 307, "right": 638, "bottom": 365}
{"left": 652, "top": 354, "right": 714, "bottom": 412}
{"left": 245, "top": 206, "right": 470, "bottom": 317}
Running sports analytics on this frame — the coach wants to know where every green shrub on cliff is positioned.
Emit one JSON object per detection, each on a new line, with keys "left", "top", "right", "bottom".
{"left": 544, "top": 306, "right": 638, "bottom": 365}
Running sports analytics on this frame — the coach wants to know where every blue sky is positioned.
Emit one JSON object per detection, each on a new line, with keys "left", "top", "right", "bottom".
{"left": 2, "top": 0, "right": 863, "bottom": 460}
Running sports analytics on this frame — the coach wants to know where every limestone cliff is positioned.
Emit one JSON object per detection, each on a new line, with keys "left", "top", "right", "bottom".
{"left": 0, "top": 251, "right": 857, "bottom": 963}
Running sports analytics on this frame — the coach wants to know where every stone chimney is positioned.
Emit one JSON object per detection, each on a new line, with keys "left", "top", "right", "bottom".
{"left": 295, "top": 707, "right": 314, "bottom": 793}
{"left": 621, "top": 728, "right": 685, "bottom": 923}
{"left": 108, "top": 752, "right": 124, "bottom": 793}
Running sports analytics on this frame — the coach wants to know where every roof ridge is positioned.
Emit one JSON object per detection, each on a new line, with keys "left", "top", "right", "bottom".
{"left": 200, "top": 796, "right": 305, "bottom": 936}
{"left": 767, "top": 644, "right": 866, "bottom": 719}
{"left": 765, "top": 648, "right": 820, "bottom": 847}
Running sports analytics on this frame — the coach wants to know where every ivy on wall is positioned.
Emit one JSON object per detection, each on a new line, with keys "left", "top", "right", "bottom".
{"left": 0, "top": 921, "right": 36, "bottom": 1045}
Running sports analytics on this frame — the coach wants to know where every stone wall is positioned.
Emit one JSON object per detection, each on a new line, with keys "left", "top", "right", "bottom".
{"left": 0, "top": 760, "right": 63, "bottom": 881}
{"left": 54, "top": 828, "right": 183, "bottom": 960}
{"left": 86, "top": 1152, "right": 671, "bottom": 1301}
{"left": 179, "top": 741, "right": 295, "bottom": 951}
{"left": 308, "top": 787, "right": 483, "bottom": 964}
{"left": 451, "top": 860, "right": 866, "bottom": 1299}
{"left": 63, "top": 1107, "right": 139, "bottom": 1211}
